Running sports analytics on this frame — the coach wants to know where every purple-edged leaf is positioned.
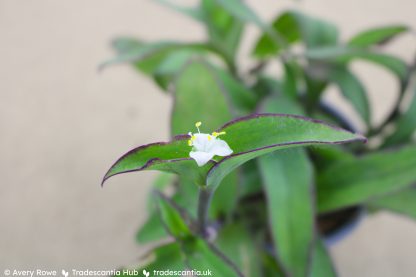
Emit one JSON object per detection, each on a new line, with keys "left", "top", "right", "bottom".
{"left": 102, "top": 135, "right": 210, "bottom": 186}
{"left": 103, "top": 114, "right": 365, "bottom": 189}
{"left": 171, "top": 60, "right": 239, "bottom": 218}
{"left": 206, "top": 114, "right": 366, "bottom": 190}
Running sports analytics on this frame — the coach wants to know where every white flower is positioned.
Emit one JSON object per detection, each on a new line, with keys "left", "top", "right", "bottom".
{"left": 188, "top": 122, "right": 233, "bottom": 167}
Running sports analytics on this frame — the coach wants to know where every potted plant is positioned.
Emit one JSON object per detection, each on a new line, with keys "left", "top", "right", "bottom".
{"left": 101, "top": 1, "right": 416, "bottom": 276}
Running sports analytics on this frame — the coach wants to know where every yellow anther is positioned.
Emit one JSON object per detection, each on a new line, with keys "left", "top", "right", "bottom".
{"left": 188, "top": 140, "right": 192, "bottom": 146}
{"left": 213, "top": 131, "right": 226, "bottom": 137}
{"left": 191, "top": 135, "right": 196, "bottom": 140}
{"left": 195, "top": 122, "right": 202, "bottom": 128}
{"left": 207, "top": 135, "right": 212, "bottom": 141}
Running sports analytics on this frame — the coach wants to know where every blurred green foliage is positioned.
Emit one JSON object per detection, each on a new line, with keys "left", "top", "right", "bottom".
{"left": 103, "top": 1, "right": 416, "bottom": 276}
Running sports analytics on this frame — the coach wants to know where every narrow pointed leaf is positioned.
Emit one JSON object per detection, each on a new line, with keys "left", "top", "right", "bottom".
{"left": 317, "top": 145, "right": 416, "bottom": 212}
{"left": 156, "top": 193, "right": 192, "bottom": 239}
{"left": 215, "top": 224, "right": 262, "bottom": 277}
{"left": 207, "top": 114, "right": 366, "bottom": 190}
{"left": 171, "top": 60, "right": 239, "bottom": 217}
{"left": 183, "top": 238, "right": 243, "bottom": 277}
{"left": 253, "top": 10, "right": 338, "bottom": 58}
{"left": 201, "top": 0, "right": 244, "bottom": 60}
{"left": 348, "top": 25, "right": 408, "bottom": 47}
{"left": 383, "top": 81, "right": 416, "bottom": 147}
{"left": 101, "top": 41, "right": 179, "bottom": 70}
{"left": 216, "top": 67, "right": 257, "bottom": 114}
{"left": 155, "top": 0, "right": 204, "bottom": 21}
{"left": 136, "top": 214, "right": 168, "bottom": 243}
{"left": 328, "top": 66, "right": 370, "bottom": 124}
{"left": 305, "top": 47, "right": 408, "bottom": 81}
{"left": 259, "top": 149, "right": 314, "bottom": 277}
{"left": 367, "top": 186, "right": 416, "bottom": 220}
{"left": 214, "top": 0, "right": 264, "bottom": 29}
{"left": 310, "top": 239, "right": 337, "bottom": 277}
{"left": 103, "top": 114, "right": 365, "bottom": 189}
{"left": 102, "top": 135, "right": 210, "bottom": 186}
{"left": 118, "top": 243, "right": 185, "bottom": 276}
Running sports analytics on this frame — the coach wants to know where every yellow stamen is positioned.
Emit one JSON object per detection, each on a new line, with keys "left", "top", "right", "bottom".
{"left": 191, "top": 135, "right": 196, "bottom": 140}
{"left": 212, "top": 131, "right": 226, "bottom": 137}
{"left": 195, "top": 121, "right": 202, "bottom": 133}
{"left": 188, "top": 140, "right": 192, "bottom": 146}
{"left": 207, "top": 135, "right": 212, "bottom": 141}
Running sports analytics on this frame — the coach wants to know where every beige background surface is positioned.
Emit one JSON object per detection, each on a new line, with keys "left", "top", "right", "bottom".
{"left": 1, "top": 0, "right": 416, "bottom": 276}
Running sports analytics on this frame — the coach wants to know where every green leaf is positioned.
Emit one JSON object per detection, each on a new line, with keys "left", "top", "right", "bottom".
{"left": 136, "top": 214, "right": 168, "bottom": 243}
{"left": 214, "top": 0, "right": 264, "bottom": 29}
{"left": 171, "top": 60, "right": 233, "bottom": 136}
{"left": 209, "top": 172, "right": 239, "bottom": 218}
{"left": 328, "top": 66, "right": 370, "bottom": 124}
{"left": 156, "top": 192, "right": 193, "bottom": 239}
{"left": 215, "top": 67, "right": 258, "bottom": 114}
{"left": 317, "top": 144, "right": 416, "bottom": 212}
{"left": 102, "top": 39, "right": 217, "bottom": 88}
{"left": 171, "top": 60, "right": 239, "bottom": 218}
{"left": 259, "top": 149, "right": 314, "bottom": 277}
{"left": 383, "top": 80, "right": 416, "bottom": 146}
{"left": 261, "top": 95, "right": 305, "bottom": 116}
{"left": 309, "top": 146, "right": 355, "bottom": 172}
{"left": 102, "top": 40, "right": 178, "bottom": 71}
{"left": 310, "top": 239, "right": 337, "bottom": 277}
{"left": 253, "top": 10, "right": 338, "bottom": 58}
{"left": 153, "top": 49, "right": 197, "bottom": 90}
{"left": 206, "top": 114, "right": 366, "bottom": 190}
{"left": 145, "top": 173, "right": 176, "bottom": 212}
{"left": 348, "top": 25, "right": 408, "bottom": 47}
{"left": 201, "top": 0, "right": 244, "bottom": 61}
{"left": 215, "top": 224, "right": 262, "bottom": 277}
{"left": 367, "top": 186, "right": 416, "bottom": 220}
{"left": 118, "top": 242, "right": 185, "bottom": 276}
{"left": 103, "top": 114, "right": 365, "bottom": 189}
{"left": 137, "top": 176, "right": 197, "bottom": 244}
{"left": 102, "top": 134, "right": 209, "bottom": 186}
{"left": 305, "top": 47, "right": 408, "bottom": 81}
{"left": 155, "top": 0, "right": 204, "bottom": 21}
{"left": 182, "top": 238, "right": 243, "bottom": 277}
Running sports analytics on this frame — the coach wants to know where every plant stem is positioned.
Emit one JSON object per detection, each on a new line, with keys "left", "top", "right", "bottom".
{"left": 369, "top": 52, "right": 416, "bottom": 136}
{"left": 197, "top": 186, "right": 213, "bottom": 237}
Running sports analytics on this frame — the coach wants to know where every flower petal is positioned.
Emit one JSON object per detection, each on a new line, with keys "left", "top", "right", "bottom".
{"left": 190, "top": 151, "right": 215, "bottom": 167}
{"left": 192, "top": 133, "right": 215, "bottom": 152}
{"left": 209, "top": 139, "right": 233, "bottom": 157}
